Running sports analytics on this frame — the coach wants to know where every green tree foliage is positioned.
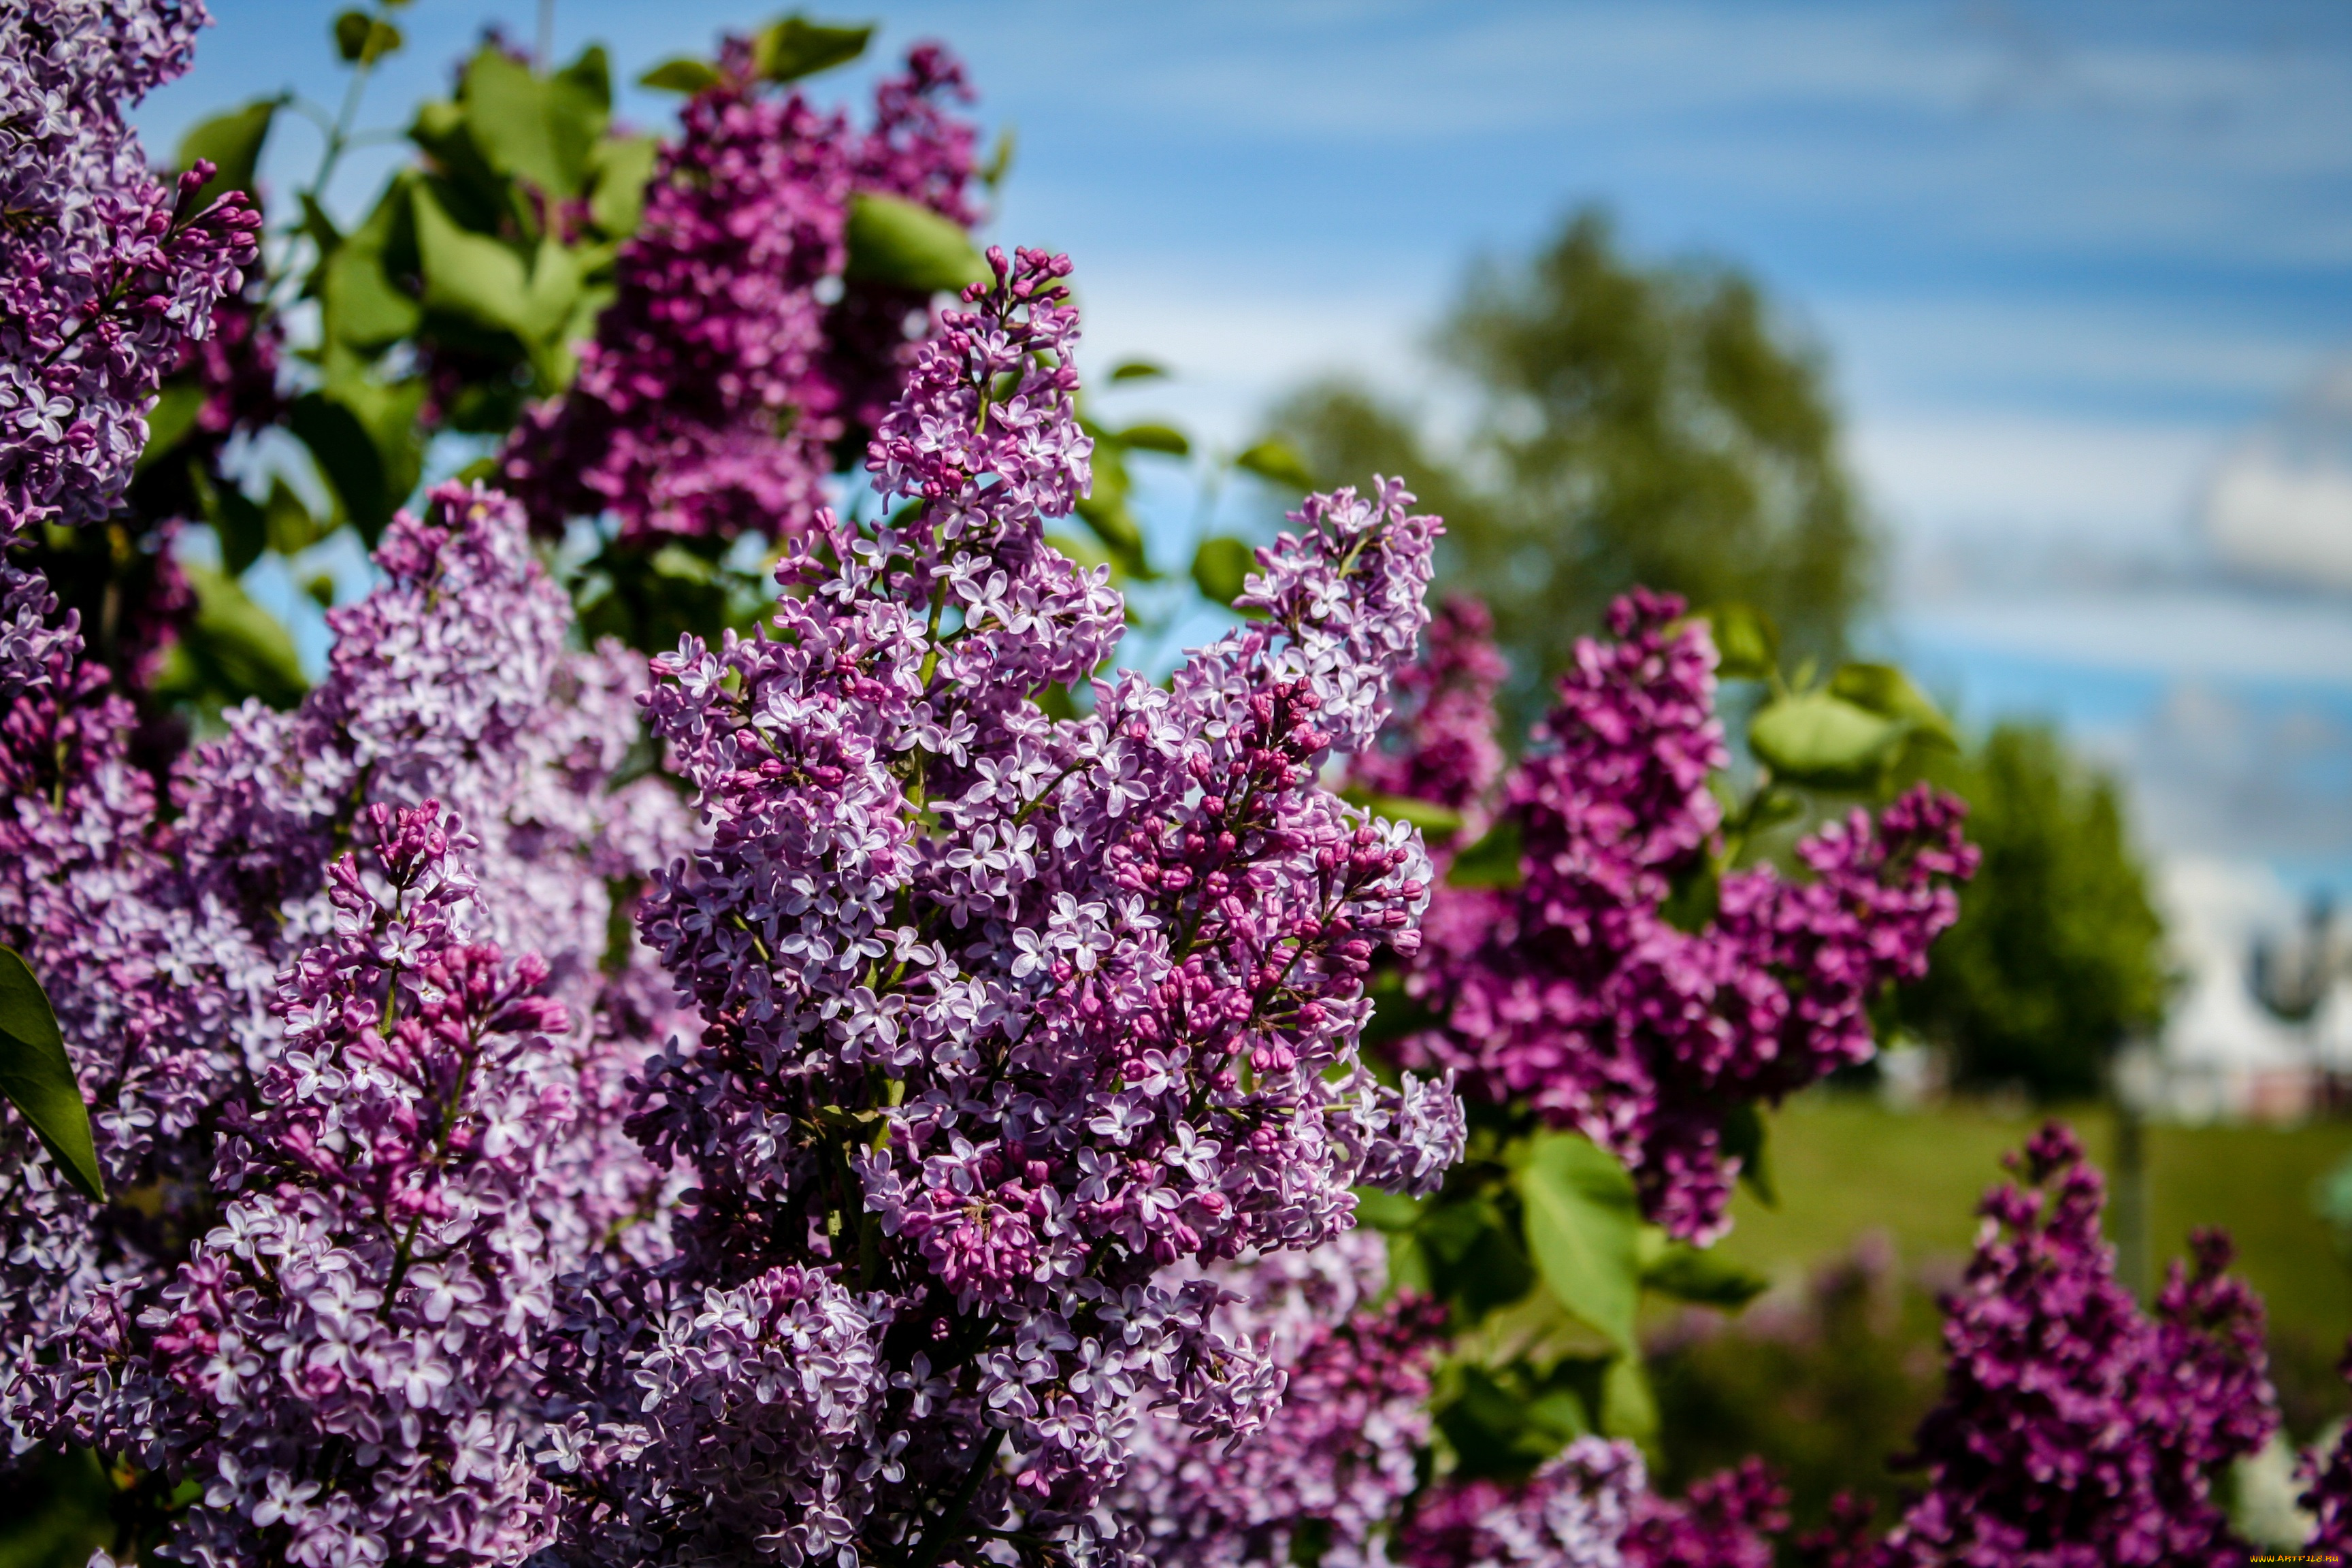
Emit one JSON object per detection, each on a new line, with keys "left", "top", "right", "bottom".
{"left": 1897, "top": 721, "right": 2170, "bottom": 1099}
{"left": 1269, "top": 208, "right": 1872, "bottom": 724}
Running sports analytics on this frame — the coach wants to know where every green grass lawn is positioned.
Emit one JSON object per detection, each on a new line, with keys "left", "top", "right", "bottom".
{"left": 1714, "top": 1094, "right": 2352, "bottom": 1357}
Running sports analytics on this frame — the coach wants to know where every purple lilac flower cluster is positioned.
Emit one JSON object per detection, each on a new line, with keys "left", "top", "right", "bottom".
{"left": 566, "top": 246, "right": 1458, "bottom": 1563}
{"left": 1876, "top": 1122, "right": 2274, "bottom": 1568}
{"left": 2299, "top": 1350, "right": 2352, "bottom": 1555}
{"left": 1399, "top": 1442, "right": 1786, "bottom": 1568}
{"left": 824, "top": 44, "right": 981, "bottom": 444}
{"left": 0, "top": 0, "right": 259, "bottom": 540}
{"left": 1379, "top": 591, "right": 1976, "bottom": 1241}
{"left": 2, "top": 486, "right": 691, "bottom": 1484}
{"left": 1115, "top": 1231, "right": 1448, "bottom": 1568}
{"left": 1348, "top": 593, "right": 1509, "bottom": 819}
{"left": 105, "top": 802, "right": 576, "bottom": 1565}
{"left": 503, "top": 40, "right": 979, "bottom": 546}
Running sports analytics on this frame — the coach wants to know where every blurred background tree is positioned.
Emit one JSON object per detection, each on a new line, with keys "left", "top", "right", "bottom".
{"left": 1896, "top": 721, "right": 2172, "bottom": 1101}
{"left": 1267, "top": 206, "right": 1872, "bottom": 726}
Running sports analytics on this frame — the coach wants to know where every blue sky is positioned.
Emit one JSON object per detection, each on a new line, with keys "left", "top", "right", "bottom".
{"left": 137, "top": 0, "right": 2352, "bottom": 888}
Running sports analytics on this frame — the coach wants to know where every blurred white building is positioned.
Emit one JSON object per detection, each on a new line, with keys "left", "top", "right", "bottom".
{"left": 2138, "top": 856, "right": 2352, "bottom": 1123}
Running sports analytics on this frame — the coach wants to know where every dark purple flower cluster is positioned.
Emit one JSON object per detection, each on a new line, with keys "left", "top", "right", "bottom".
{"left": 0, "top": 0, "right": 259, "bottom": 539}
{"left": 1878, "top": 1122, "right": 2275, "bottom": 1568}
{"left": 1381, "top": 591, "right": 1976, "bottom": 1240}
{"left": 1348, "top": 593, "right": 1509, "bottom": 818}
{"left": 503, "top": 39, "right": 979, "bottom": 546}
{"left": 2298, "top": 1349, "right": 2352, "bottom": 1555}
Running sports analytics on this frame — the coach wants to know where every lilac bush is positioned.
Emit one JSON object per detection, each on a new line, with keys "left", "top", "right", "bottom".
{"left": 2, "top": 485, "right": 690, "bottom": 1501}
{"left": 548, "top": 244, "right": 1460, "bottom": 1563}
{"left": 0, "top": 0, "right": 259, "bottom": 540}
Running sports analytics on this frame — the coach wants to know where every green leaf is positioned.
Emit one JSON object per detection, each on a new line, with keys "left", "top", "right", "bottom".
{"left": 410, "top": 183, "right": 532, "bottom": 333}
{"left": 1829, "top": 662, "right": 1957, "bottom": 749}
{"left": 1341, "top": 787, "right": 1465, "bottom": 838}
{"left": 1108, "top": 359, "right": 1169, "bottom": 383}
{"left": 1447, "top": 818, "right": 1524, "bottom": 890}
{"left": 175, "top": 98, "right": 277, "bottom": 210}
{"left": 137, "top": 383, "right": 209, "bottom": 471}
{"left": 555, "top": 44, "right": 612, "bottom": 110}
{"left": 587, "top": 134, "right": 658, "bottom": 238}
{"left": 1190, "top": 534, "right": 1257, "bottom": 606}
{"left": 1233, "top": 438, "right": 1317, "bottom": 491}
{"left": 1116, "top": 422, "right": 1190, "bottom": 457}
{"left": 979, "top": 126, "right": 1016, "bottom": 189}
{"left": 1516, "top": 1130, "right": 1642, "bottom": 1353}
{"left": 1352, "top": 1186, "right": 1426, "bottom": 1234}
{"left": 0, "top": 947, "right": 104, "bottom": 1203}
{"left": 843, "top": 192, "right": 987, "bottom": 293}
{"left": 333, "top": 10, "right": 403, "bottom": 63}
{"left": 1695, "top": 602, "right": 1778, "bottom": 681}
{"left": 263, "top": 477, "right": 324, "bottom": 557}
{"left": 1640, "top": 1235, "right": 1769, "bottom": 1308}
{"left": 753, "top": 15, "right": 874, "bottom": 82}
{"left": 289, "top": 391, "right": 391, "bottom": 540}
{"left": 461, "top": 46, "right": 603, "bottom": 199}
{"left": 637, "top": 57, "right": 723, "bottom": 93}
{"left": 155, "top": 563, "right": 306, "bottom": 715}
{"left": 1720, "top": 1101, "right": 1776, "bottom": 1207}
{"left": 1601, "top": 1354, "right": 1659, "bottom": 1443}
{"left": 1748, "top": 689, "right": 1908, "bottom": 791}
{"left": 321, "top": 176, "right": 421, "bottom": 350}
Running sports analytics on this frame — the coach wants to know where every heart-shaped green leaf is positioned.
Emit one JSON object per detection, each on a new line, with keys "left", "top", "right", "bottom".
{"left": 0, "top": 947, "right": 103, "bottom": 1203}
{"left": 843, "top": 192, "right": 988, "bottom": 293}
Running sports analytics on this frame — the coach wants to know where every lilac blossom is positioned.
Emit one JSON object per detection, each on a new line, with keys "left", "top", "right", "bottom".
{"left": 1346, "top": 593, "right": 1509, "bottom": 821}
{"left": 1115, "top": 1231, "right": 1448, "bottom": 1568}
{"left": 1400, "top": 1438, "right": 1650, "bottom": 1568}
{"left": 610, "top": 246, "right": 1458, "bottom": 1562}
{"left": 1877, "top": 1122, "right": 2275, "bottom": 1568}
{"left": 1382, "top": 591, "right": 1976, "bottom": 1241}
{"left": 0, "top": 0, "right": 260, "bottom": 538}
{"left": 2298, "top": 1348, "right": 2352, "bottom": 1556}
{"left": 94, "top": 802, "right": 574, "bottom": 1566}
{"left": 502, "top": 39, "right": 981, "bottom": 544}
{"left": 3, "top": 484, "right": 691, "bottom": 1469}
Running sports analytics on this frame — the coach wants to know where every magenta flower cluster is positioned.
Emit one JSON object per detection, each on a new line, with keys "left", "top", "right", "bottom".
{"left": 1874, "top": 1122, "right": 2276, "bottom": 1568}
{"left": 503, "top": 38, "right": 979, "bottom": 546}
{"left": 1373, "top": 590, "right": 1977, "bottom": 1241}
{"left": 0, "top": 0, "right": 259, "bottom": 540}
